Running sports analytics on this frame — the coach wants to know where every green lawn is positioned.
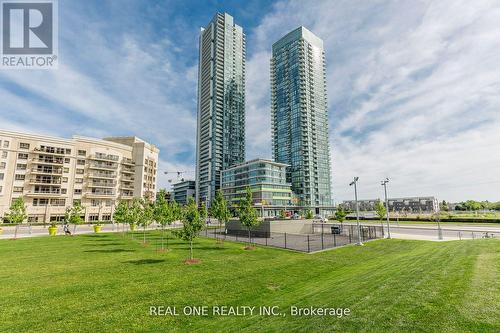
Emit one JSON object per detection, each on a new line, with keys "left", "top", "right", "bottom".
{"left": 0, "top": 232, "right": 498, "bottom": 333}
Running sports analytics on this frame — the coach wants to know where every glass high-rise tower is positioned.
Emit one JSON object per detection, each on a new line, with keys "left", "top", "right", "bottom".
{"left": 271, "top": 26, "right": 332, "bottom": 209}
{"left": 196, "top": 13, "right": 246, "bottom": 206}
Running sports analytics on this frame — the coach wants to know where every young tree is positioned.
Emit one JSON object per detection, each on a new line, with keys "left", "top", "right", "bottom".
{"left": 154, "top": 190, "right": 180, "bottom": 251}
{"left": 65, "top": 201, "right": 83, "bottom": 233}
{"left": 138, "top": 198, "right": 154, "bottom": 244}
{"left": 113, "top": 200, "right": 129, "bottom": 234}
{"left": 334, "top": 206, "right": 347, "bottom": 224}
{"left": 305, "top": 209, "right": 314, "bottom": 219}
{"left": 375, "top": 200, "right": 387, "bottom": 221}
{"left": 211, "top": 190, "right": 230, "bottom": 241}
{"left": 127, "top": 198, "right": 143, "bottom": 236}
{"left": 176, "top": 197, "right": 204, "bottom": 261}
{"left": 5, "top": 197, "right": 27, "bottom": 224}
{"left": 200, "top": 201, "right": 208, "bottom": 224}
{"left": 238, "top": 187, "right": 260, "bottom": 248}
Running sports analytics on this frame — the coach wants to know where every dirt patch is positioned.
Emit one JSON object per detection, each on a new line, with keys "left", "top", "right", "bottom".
{"left": 156, "top": 248, "right": 170, "bottom": 253}
{"left": 244, "top": 246, "right": 256, "bottom": 251}
{"left": 183, "top": 259, "right": 201, "bottom": 265}
{"left": 267, "top": 284, "right": 280, "bottom": 291}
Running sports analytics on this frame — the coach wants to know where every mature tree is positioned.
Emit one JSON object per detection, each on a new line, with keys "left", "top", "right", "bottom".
{"left": 211, "top": 190, "right": 231, "bottom": 241}
{"left": 238, "top": 187, "right": 260, "bottom": 247}
{"left": 375, "top": 200, "right": 387, "bottom": 221}
{"left": 334, "top": 206, "right": 347, "bottom": 224}
{"left": 65, "top": 201, "right": 83, "bottom": 233}
{"left": 154, "top": 190, "right": 181, "bottom": 251}
{"left": 138, "top": 198, "right": 154, "bottom": 243}
{"left": 113, "top": 200, "right": 129, "bottom": 234}
{"left": 176, "top": 197, "right": 204, "bottom": 261}
{"left": 5, "top": 197, "right": 27, "bottom": 224}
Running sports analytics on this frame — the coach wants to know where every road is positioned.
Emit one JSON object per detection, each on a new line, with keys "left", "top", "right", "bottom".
{"left": 343, "top": 222, "right": 500, "bottom": 241}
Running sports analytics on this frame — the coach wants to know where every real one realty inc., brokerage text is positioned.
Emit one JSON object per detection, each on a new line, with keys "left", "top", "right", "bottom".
{"left": 149, "top": 305, "right": 351, "bottom": 318}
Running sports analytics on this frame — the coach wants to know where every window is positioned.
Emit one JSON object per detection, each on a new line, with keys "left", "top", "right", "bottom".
{"left": 62, "top": 177, "right": 68, "bottom": 183}
{"left": 13, "top": 186, "right": 24, "bottom": 193}
{"left": 15, "top": 174, "right": 25, "bottom": 181}
{"left": 0, "top": 186, "right": 2, "bottom": 193}
{"left": 50, "top": 199, "right": 65, "bottom": 206}
{"left": 1, "top": 151, "right": 7, "bottom": 158}
{"left": 16, "top": 163, "right": 27, "bottom": 170}
{"left": 0, "top": 173, "right": 4, "bottom": 180}
{"left": 91, "top": 199, "right": 101, "bottom": 207}
{"left": 65, "top": 149, "right": 71, "bottom": 155}
{"left": 33, "top": 198, "right": 49, "bottom": 206}
{"left": 74, "top": 189, "right": 82, "bottom": 195}
{"left": 89, "top": 214, "right": 99, "bottom": 221}
{"left": 0, "top": 162, "right": 5, "bottom": 169}
{"left": 17, "top": 153, "right": 28, "bottom": 160}
{"left": 63, "top": 167, "right": 69, "bottom": 173}
{"left": 77, "top": 159, "right": 85, "bottom": 166}
{"left": 19, "top": 142, "right": 30, "bottom": 149}
{"left": 61, "top": 189, "right": 67, "bottom": 194}
{"left": 75, "top": 178, "right": 83, "bottom": 184}
{"left": 3, "top": 141, "right": 9, "bottom": 148}
{"left": 76, "top": 168, "right": 84, "bottom": 174}
{"left": 78, "top": 150, "right": 86, "bottom": 156}
{"left": 64, "top": 158, "right": 70, "bottom": 163}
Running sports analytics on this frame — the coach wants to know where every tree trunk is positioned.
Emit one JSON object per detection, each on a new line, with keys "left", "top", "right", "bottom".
{"left": 190, "top": 239, "right": 193, "bottom": 260}
{"left": 73, "top": 224, "right": 77, "bottom": 234}
{"left": 248, "top": 228, "right": 251, "bottom": 245}
{"left": 161, "top": 226, "right": 165, "bottom": 250}
{"left": 143, "top": 225, "right": 146, "bottom": 243}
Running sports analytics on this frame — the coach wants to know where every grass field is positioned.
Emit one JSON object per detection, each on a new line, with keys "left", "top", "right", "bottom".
{"left": 0, "top": 232, "right": 498, "bottom": 332}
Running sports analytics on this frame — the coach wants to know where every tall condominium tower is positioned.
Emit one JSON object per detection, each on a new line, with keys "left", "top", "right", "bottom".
{"left": 196, "top": 13, "right": 246, "bottom": 206}
{"left": 270, "top": 26, "right": 332, "bottom": 209}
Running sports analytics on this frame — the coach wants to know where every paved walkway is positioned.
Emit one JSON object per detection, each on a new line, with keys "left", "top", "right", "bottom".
{"left": 0, "top": 222, "right": 183, "bottom": 240}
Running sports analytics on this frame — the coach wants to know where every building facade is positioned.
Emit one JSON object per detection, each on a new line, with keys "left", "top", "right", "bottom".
{"left": 172, "top": 180, "right": 196, "bottom": 206}
{"left": 196, "top": 12, "right": 246, "bottom": 206}
{"left": 0, "top": 130, "right": 159, "bottom": 223}
{"left": 342, "top": 197, "right": 439, "bottom": 213}
{"left": 221, "top": 159, "right": 293, "bottom": 217}
{"left": 271, "top": 26, "right": 332, "bottom": 211}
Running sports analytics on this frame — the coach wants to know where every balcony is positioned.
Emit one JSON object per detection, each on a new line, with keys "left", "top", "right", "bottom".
{"left": 88, "top": 161, "right": 118, "bottom": 170}
{"left": 121, "top": 176, "right": 135, "bottom": 182}
{"left": 120, "top": 184, "right": 134, "bottom": 190}
{"left": 29, "top": 177, "right": 62, "bottom": 185}
{"left": 85, "top": 190, "right": 116, "bottom": 198}
{"left": 25, "top": 188, "right": 61, "bottom": 196}
{"left": 90, "top": 153, "right": 119, "bottom": 162}
{"left": 31, "top": 158, "right": 64, "bottom": 165}
{"left": 87, "top": 180, "right": 117, "bottom": 188}
{"left": 87, "top": 171, "right": 117, "bottom": 179}
{"left": 33, "top": 147, "right": 66, "bottom": 155}
{"left": 30, "top": 168, "right": 63, "bottom": 175}
{"left": 122, "top": 158, "right": 135, "bottom": 166}
{"left": 121, "top": 167, "right": 135, "bottom": 174}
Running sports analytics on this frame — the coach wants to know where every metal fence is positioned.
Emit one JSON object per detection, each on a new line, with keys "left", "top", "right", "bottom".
{"left": 203, "top": 224, "right": 384, "bottom": 253}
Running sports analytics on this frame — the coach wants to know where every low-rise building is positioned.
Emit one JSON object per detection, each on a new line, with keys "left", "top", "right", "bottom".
{"left": 342, "top": 196, "right": 439, "bottom": 213}
{"left": 172, "top": 180, "right": 195, "bottom": 205}
{"left": 0, "top": 130, "right": 159, "bottom": 223}
{"left": 221, "top": 159, "right": 293, "bottom": 217}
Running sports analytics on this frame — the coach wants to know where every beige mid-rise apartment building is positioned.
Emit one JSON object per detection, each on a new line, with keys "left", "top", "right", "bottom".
{"left": 0, "top": 130, "right": 159, "bottom": 223}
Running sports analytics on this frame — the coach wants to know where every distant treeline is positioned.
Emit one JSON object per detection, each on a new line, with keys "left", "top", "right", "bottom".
{"left": 444, "top": 200, "right": 500, "bottom": 211}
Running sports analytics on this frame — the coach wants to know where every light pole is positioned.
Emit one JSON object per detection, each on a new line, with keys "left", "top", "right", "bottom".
{"left": 381, "top": 178, "right": 391, "bottom": 239}
{"left": 349, "top": 177, "right": 362, "bottom": 245}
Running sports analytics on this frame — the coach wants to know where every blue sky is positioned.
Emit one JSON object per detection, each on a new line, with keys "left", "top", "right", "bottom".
{"left": 1, "top": 0, "right": 500, "bottom": 202}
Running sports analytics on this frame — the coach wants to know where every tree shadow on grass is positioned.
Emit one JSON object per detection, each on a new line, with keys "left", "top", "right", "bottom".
{"left": 83, "top": 242, "right": 124, "bottom": 246}
{"left": 84, "top": 249, "right": 135, "bottom": 253}
{"left": 123, "top": 259, "right": 165, "bottom": 265}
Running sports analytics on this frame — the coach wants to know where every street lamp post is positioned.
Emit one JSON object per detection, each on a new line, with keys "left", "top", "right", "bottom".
{"left": 349, "top": 177, "right": 362, "bottom": 245}
{"left": 381, "top": 178, "right": 391, "bottom": 239}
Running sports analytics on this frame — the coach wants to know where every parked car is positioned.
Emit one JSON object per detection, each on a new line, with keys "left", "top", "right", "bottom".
{"left": 292, "top": 213, "right": 301, "bottom": 220}
{"left": 313, "top": 215, "right": 328, "bottom": 223}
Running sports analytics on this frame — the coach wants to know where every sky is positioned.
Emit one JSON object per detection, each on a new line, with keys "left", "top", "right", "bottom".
{"left": 1, "top": 0, "right": 499, "bottom": 203}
